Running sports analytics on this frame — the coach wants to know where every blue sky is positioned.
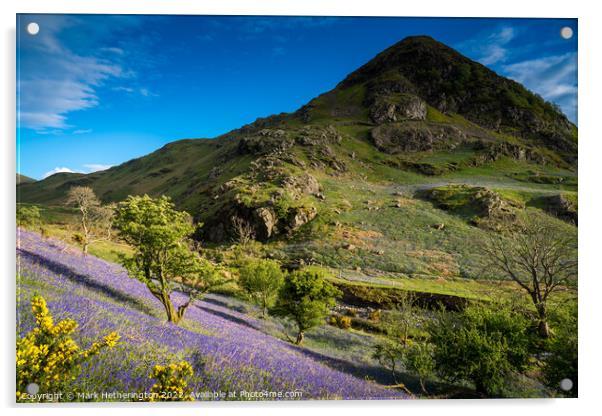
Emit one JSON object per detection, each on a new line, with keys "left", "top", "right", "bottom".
{"left": 16, "top": 15, "right": 577, "bottom": 180}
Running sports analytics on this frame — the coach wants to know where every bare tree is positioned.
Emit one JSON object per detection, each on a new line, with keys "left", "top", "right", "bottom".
{"left": 66, "top": 186, "right": 114, "bottom": 254}
{"left": 482, "top": 217, "right": 577, "bottom": 337}
{"left": 231, "top": 216, "right": 255, "bottom": 246}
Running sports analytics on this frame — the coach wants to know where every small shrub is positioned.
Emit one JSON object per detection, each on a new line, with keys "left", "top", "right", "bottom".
{"left": 542, "top": 301, "right": 577, "bottom": 397}
{"left": 17, "top": 205, "right": 41, "bottom": 228}
{"left": 272, "top": 269, "right": 341, "bottom": 344}
{"left": 428, "top": 301, "right": 532, "bottom": 396}
{"left": 339, "top": 316, "right": 352, "bottom": 329}
{"left": 149, "top": 361, "right": 194, "bottom": 401}
{"left": 330, "top": 315, "right": 352, "bottom": 330}
{"left": 238, "top": 258, "right": 285, "bottom": 317}
{"left": 16, "top": 295, "right": 119, "bottom": 401}
{"left": 369, "top": 309, "right": 381, "bottom": 322}
{"left": 72, "top": 232, "right": 84, "bottom": 245}
{"left": 273, "top": 192, "right": 295, "bottom": 219}
{"left": 405, "top": 342, "right": 435, "bottom": 394}
{"left": 39, "top": 226, "right": 49, "bottom": 239}
{"left": 345, "top": 309, "right": 357, "bottom": 318}
{"left": 372, "top": 338, "right": 406, "bottom": 383}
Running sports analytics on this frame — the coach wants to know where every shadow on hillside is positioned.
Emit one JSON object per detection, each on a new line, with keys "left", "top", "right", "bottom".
{"left": 288, "top": 332, "right": 470, "bottom": 398}
{"left": 18, "top": 248, "right": 156, "bottom": 317}
{"left": 199, "top": 295, "right": 466, "bottom": 397}
{"left": 202, "top": 296, "right": 249, "bottom": 314}
{"left": 196, "top": 304, "right": 261, "bottom": 331}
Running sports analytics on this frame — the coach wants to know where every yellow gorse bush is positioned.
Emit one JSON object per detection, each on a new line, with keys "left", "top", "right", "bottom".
{"left": 16, "top": 295, "right": 120, "bottom": 401}
{"left": 149, "top": 361, "right": 194, "bottom": 401}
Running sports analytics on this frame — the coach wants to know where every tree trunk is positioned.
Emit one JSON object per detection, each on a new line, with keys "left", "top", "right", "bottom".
{"left": 538, "top": 320, "right": 550, "bottom": 338}
{"left": 176, "top": 299, "right": 193, "bottom": 323}
{"left": 536, "top": 304, "right": 550, "bottom": 338}
{"left": 390, "top": 359, "right": 398, "bottom": 384}
{"left": 295, "top": 330, "right": 304, "bottom": 345}
{"left": 159, "top": 291, "right": 180, "bottom": 324}
{"left": 419, "top": 379, "right": 428, "bottom": 394}
{"left": 82, "top": 241, "right": 89, "bottom": 255}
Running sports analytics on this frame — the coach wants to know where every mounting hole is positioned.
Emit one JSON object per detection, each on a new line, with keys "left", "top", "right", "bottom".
{"left": 559, "top": 378, "right": 573, "bottom": 391}
{"left": 26, "top": 382, "right": 39, "bottom": 395}
{"left": 26, "top": 22, "right": 40, "bottom": 35}
{"left": 560, "top": 27, "right": 573, "bottom": 40}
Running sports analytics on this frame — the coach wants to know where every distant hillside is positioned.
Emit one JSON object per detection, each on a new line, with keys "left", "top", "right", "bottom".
{"left": 18, "top": 36, "right": 577, "bottom": 259}
{"left": 16, "top": 173, "right": 36, "bottom": 185}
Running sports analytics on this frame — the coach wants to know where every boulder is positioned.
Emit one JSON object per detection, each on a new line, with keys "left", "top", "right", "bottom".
{"left": 281, "top": 172, "right": 321, "bottom": 196}
{"left": 253, "top": 207, "right": 278, "bottom": 239}
{"left": 342, "top": 242, "right": 356, "bottom": 251}
{"left": 471, "top": 188, "right": 520, "bottom": 220}
{"left": 286, "top": 206, "right": 318, "bottom": 233}
{"left": 237, "top": 129, "right": 293, "bottom": 155}
{"left": 295, "top": 125, "right": 343, "bottom": 146}
{"left": 541, "top": 194, "right": 578, "bottom": 224}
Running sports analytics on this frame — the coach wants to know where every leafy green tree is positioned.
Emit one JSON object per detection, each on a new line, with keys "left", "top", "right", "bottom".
{"left": 428, "top": 301, "right": 532, "bottom": 397}
{"left": 372, "top": 339, "right": 406, "bottom": 385}
{"left": 272, "top": 269, "right": 341, "bottom": 345}
{"left": 66, "top": 186, "right": 114, "bottom": 254}
{"left": 542, "top": 301, "right": 577, "bottom": 397}
{"left": 405, "top": 342, "right": 435, "bottom": 394}
{"left": 239, "top": 258, "right": 285, "bottom": 317}
{"left": 17, "top": 205, "right": 41, "bottom": 228}
{"left": 114, "top": 195, "right": 226, "bottom": 324}
{"left": 372, "top": 293, "right": 418, "bottom": 384}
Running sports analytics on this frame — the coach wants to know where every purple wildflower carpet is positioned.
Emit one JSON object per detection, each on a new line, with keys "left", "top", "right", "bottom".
{"left": 16, "top": 229, "right": 407, "bottom": 401}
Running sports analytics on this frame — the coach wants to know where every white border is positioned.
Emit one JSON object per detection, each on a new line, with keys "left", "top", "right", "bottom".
{"left": 2, "top": 1, "right": 600, "bottom": 415}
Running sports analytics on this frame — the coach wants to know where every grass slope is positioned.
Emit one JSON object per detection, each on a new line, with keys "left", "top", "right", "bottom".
{"left": 17, "top": 173, "right": 36, "bottom": 184}
{"left": 16, "top": 35, "right": 578, "bottom": 293}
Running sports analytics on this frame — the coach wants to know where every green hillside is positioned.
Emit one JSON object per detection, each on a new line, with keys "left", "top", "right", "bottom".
{"left": 16, "top": 173, "right": 36, "bottom": 184}
{"left": 17, "top": 36, "right": 577, "bottom": 285}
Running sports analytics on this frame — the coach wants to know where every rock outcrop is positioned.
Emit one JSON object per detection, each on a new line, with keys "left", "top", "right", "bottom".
{"left": 199, "top": 168, "right": 322, "bottom": 242}
{"left": 423, "top": 185, "right": 522, "bottom": 230}
{"left": 541, "top": 194, "right": 578, "bottom": 224}
{"left": 368, "top": 94, "right": 427, "bottom": 124}
{"left": 371, "top": 122, "right": 465, "bottom": 154}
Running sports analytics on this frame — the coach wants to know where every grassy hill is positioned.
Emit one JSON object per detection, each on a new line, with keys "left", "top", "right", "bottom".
{"left": 16, "top": 173, "right": 36, "bottom": 184}
{"left": 17, "top": 36, "right": 578, "bottom": 286}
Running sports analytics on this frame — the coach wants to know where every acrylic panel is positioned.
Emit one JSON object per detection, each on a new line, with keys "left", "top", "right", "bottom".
{"left": 16, "top": 14, "right": 578, "bottom": 402}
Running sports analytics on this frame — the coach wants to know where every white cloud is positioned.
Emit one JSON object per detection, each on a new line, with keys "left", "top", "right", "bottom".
{"left": 112, "top": 86, "right": 134, "bottom": 93}
{"left": 457, "top": 26, "right": 577, "bottom": 123}
{"left": 458, "top": 26, "right": 517, "bottom": 66}
{"left": 503, "top": 52, "right": 577, "bottom": 122}
{"left": 100, "top": 47, "right": 125, "bottom": 55}
{"left": 139, "top": 88, "right": 158, "bottom": 97}
{"left": 42, "top": 163, "right": 113, "bottom": 178}
{"left": 83, "top": 164, "right": 113, "bottom": 172}
{"left": 73, "top": 128, "right": 92, "bottom": 134}
{"left": 113, "top": 85, "right": 157, "bottom": 97}
{"left": 18, "top": 16, "right": 126, "bottom": 131}
{"left": 42, "top": 167, "right": 78, "bottom": 178}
